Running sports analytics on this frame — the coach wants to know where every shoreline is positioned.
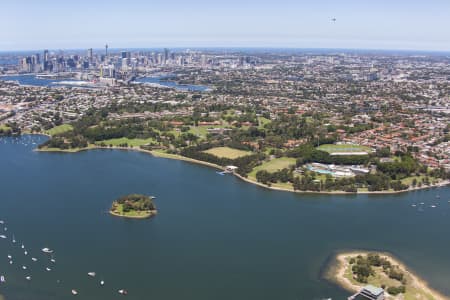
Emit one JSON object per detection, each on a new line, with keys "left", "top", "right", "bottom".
{"left": 324, "top": 250, "right": 449, "bottom": 300}
{"left": 35, "top": 144, "right": 450, "bottom": 195}
{"left": 109, "top": 209, "right": 157, "bottom": 219}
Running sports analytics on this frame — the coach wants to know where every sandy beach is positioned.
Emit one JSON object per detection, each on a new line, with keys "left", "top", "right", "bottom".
{"left": 326, "top": 250, "right": 449, "bottom": 300}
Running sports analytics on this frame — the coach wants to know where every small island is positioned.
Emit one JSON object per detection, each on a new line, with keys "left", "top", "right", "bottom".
{"left": 110, "top": 194, "right": 157, "bottom": 219}
{"left": 325, "top": 251, "right": 448, "bottom": 300}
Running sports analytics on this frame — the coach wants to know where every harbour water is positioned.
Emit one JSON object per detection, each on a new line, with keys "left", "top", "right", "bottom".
{"left": 0, "top": 75, "right": 82, "bottom": 88}
{"left": 0, "top": 135, "right": 449, "bottom": 300}
{"left": 0, "top": 74, "right": 210, "bottom": 91}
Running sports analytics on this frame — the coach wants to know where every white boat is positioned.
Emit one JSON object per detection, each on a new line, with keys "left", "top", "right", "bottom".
{"left": 24, "top": 251, "right": 28, "bottom": 255}
{"left": 26, "top": 276, "right": 31, "bottom": 281}
{"left": 22, "top": 266, "right": 27, "bottom": 270}
{"left": 12, "top": 235, "right": 15, "bottom": 243}
{"left": 411, "top": 204, "right": 416, "bottom": 207}
{"left": 51, "top": 258, "right": 56, "bottom": 263}
{"left": 88, "top": 272, "right": 96, "bottom": 277}
{"left": 1, "top": 275, "right": 5, "bottom": 282}
{"left": 4, "top": 227, "right": 7, "bottom": 231}
{"left": 21, "top": 244, "right": 25, "bottom": 249}
{"left": 9, "top": 260, "right": 13, "bottom": 265}
{"left": 100, "top": 280, "right": 105, "bottom": 286}
{"left": 0, "top": 235, "right": 6, "bottom": 239}
{"left": 42, "top": 248, "right": 53, "bottom": 253}
{"left": 7, "top": 255, "right": 12, "bottom": 259}
{"left": 431, "top": 205, "right": 437, "bottom": 208}
{"left": 32, "top": 257, "right": 38, "bottom": 262}
{"left": 118, "top": 289, "right": 128, "bottom": 295}
{"left": 71, "top": 289, "right": 78, "bottom": 295}
{"left": 46, "top": 267, "right": 51, "bottom": 271}
{"left": 0, "top": 220, "right": 4, "bottom": 224}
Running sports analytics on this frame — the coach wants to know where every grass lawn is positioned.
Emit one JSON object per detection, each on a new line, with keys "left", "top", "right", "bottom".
{"left": 45, "top": 124, "right": 73, "bottom": 136}
{"left": 0, "top": 124, "right": 11, "bottom": 131}
{"left": 203, "top": 146, "right": 253, "bottom": 159}
{"left": 189, "top": 126, "right": 231, "bottom": 139}
{"left": 95, "top": 137, "right": 155, "bottom": 147}
{"left": 110, "top": 203, "right": 152, "bottom": 218}
{"left": 248, "top": 157, "right": 296, "bottom": 179}
{"left": 317, "top": 144, "right": 372, "bottom": 154}
{"left": 258, "top": 117, "right": 271, "bottom": 128}
{"left": 401, "top": 175, "right": 426, "bottom": 186}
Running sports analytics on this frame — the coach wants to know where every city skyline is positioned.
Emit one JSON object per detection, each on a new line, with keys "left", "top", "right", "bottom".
{"left": 1, "top": 0, "right": 450, "bottom": 51}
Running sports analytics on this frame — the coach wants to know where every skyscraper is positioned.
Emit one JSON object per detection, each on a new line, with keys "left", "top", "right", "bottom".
{"left": 164, "top": 48, "right": 170, "bottom": 64}
{"left": 88, "top": 48, "right": 93, "bottom": 61}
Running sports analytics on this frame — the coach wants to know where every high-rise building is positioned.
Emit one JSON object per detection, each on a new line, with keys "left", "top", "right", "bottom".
{"left": 121, "top": 51, "right": 131, "bottom": 59}
{"left": 164, "top": 48, "right": 170, "bottom": 64}
{"left": 42, "top": 50, "right": 49, "bottom": 71}
{"left": 200, "top": 54, "right": 207, "bottom": 68}
{"left": 88, "top": 48, "right": 93, "bottom": 61}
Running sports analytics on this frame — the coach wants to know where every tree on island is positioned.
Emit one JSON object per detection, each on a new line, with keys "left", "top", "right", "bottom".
{"left": 110, "top": 194, "right": 157, "bottom": 218}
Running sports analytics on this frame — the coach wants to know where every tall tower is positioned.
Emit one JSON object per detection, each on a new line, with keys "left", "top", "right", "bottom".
{"left": 88, "top": 48, "right": 93, "bottom": 61}
{"left": 105, "top": 44, "right": 108, "bottom": 57}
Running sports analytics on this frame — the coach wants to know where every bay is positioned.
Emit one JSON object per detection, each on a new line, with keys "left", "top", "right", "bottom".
{"left": 0, "top": 135, "right": 449, "bottom": 300}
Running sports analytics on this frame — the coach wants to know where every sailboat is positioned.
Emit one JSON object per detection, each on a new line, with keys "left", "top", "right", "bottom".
{"left": 71, "top": 289, "right": 78, "bottom": 295}
{"left": 118, "top": 289, "right": 128, "bottom": 295}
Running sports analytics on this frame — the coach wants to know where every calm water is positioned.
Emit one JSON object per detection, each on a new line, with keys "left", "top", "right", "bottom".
{"left": 0, "top": 75, "right": 83, "bottom": 88}
{"left": 0, "top": 135, "right": 449, "bottom": 300}
{"left": 134, "top": 76, "right": 210, "bottom": 92}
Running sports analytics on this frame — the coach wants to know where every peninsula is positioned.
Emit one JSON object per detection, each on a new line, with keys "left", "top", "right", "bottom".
{"left": 2, "top": 49, "right": 450, "bottom": 194}
{"left": 325, "top": 251, "right": 449, "bottom": 300}
{"left": 110, "top": 194, "right": 157, "bottom": 219}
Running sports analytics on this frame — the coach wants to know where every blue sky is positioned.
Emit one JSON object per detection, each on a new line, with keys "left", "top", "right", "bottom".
{"left": 1, "top": 0, "right": 449, "bottom": 51}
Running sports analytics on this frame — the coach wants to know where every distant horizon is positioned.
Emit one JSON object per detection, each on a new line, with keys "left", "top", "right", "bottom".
{"left": 1, "top": 46, "right": 450, "bottom": 55}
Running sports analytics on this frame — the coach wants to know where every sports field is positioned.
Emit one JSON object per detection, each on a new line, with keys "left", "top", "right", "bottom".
{"left": 248, "top": 157, "right": 296, "bottom": 179}
{"left": 203, "top": 147, "right": 252, "bottom": 159}
{"left": 95, "top": 137, "right": 155, "bottom": 147}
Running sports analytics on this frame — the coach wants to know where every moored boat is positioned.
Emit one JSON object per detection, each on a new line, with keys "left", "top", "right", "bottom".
{"left": 118, "top": 289, "right": 128, "bottom": 295}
